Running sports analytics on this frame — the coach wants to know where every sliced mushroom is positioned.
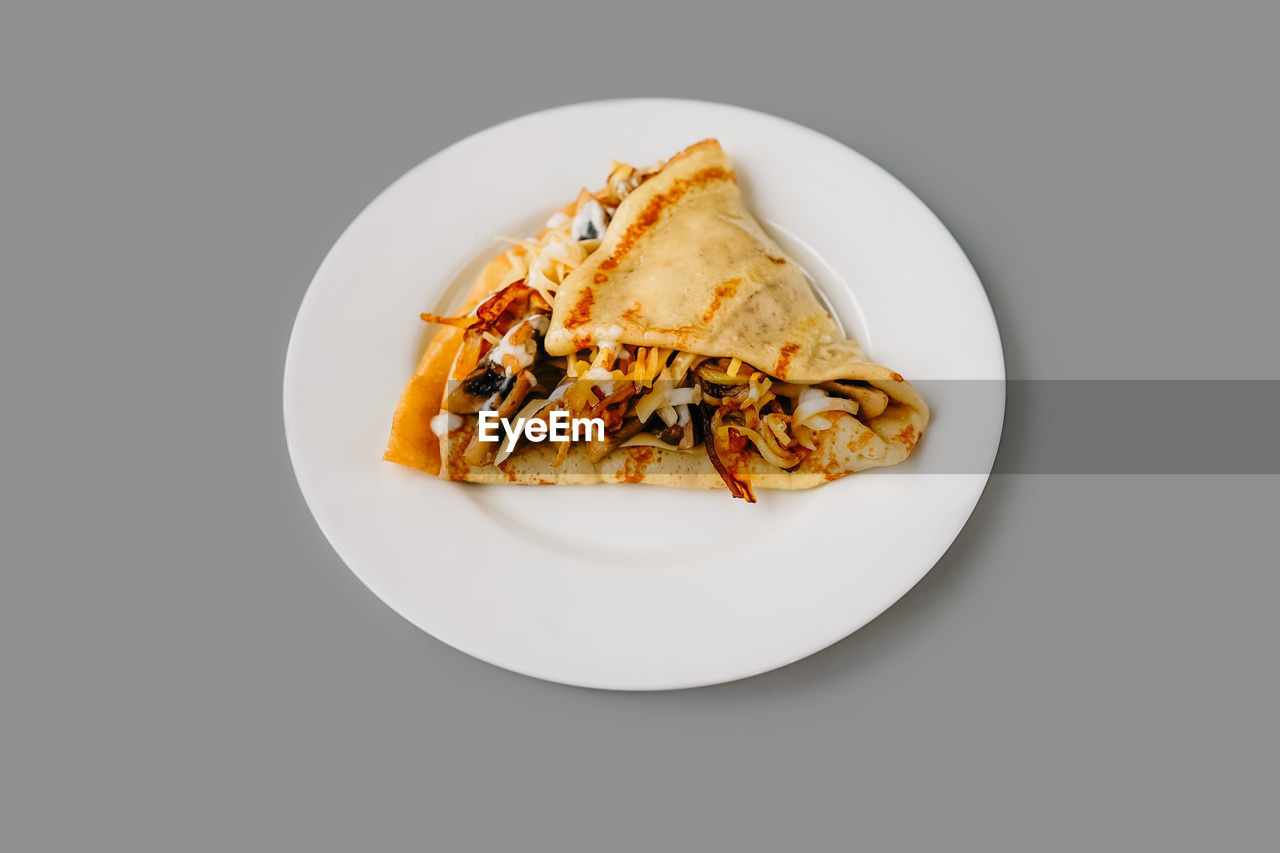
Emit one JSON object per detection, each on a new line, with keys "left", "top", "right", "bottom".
{"left": 496, "top": 371, "right": 536, "bottom": 420}
{"left": 657, "top": 422, "right": 685, "bottom": 446}
{"left": 817, "top": 381, "right": 890, "bottom": 419}
{"left": 446, "top": 315, "right": 546, "bottom": 413}
{"left": 447, "top": 362, "right": 513, "bottom": 413}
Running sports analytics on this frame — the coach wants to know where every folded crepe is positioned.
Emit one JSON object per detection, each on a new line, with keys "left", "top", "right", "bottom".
{"left": 385, "top": 140, "right": 927, "bottom": 501}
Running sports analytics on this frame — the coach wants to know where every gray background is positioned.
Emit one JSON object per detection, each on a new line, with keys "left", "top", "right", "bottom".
{"left": 3, "top": 2, "right": 1277, "bottom": 850}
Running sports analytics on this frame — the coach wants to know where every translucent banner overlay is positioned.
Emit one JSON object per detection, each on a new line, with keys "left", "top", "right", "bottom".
{"left": 438, "top": 379, "right": 1280, "bottom": 477}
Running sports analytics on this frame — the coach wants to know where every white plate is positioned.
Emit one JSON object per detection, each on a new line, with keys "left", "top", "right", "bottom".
{"left": 284, "top": 99, "right": 1004, "bottom": 690}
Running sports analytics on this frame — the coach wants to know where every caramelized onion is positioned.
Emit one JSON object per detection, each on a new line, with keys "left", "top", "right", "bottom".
{"left": 474, "top": 281, "right": 532, "bottom": 328}
{"left": 419, "top": 312, "right": 477, "bottom": 328}
{"left": 695, "top": 405, "right": 756, "bottom": 502}
{"left": 420, "top": 279, "right": 534, "bottom": 333}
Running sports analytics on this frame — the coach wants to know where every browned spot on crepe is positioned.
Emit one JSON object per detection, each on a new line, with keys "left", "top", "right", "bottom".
{"left": 765, "top": 254, "right": 788, "bottom": 265}
{"left": 598, "top": 167, "right": 736, "bottom": 270}
{"left": 621, "top": 447, "right": 655, "bottom": 483}
{"left": 701, "top": 278, "right": 741, "bottom": 323}
{"left": 774, "top": 343, "right": 800, "bottom": 377}
{"left": 446, "top": 444, "right": 470, "bottom": 481}
{"left": 897, "top": 424, "right": 918, "bottom": 451}
{"left": 564, "top": 288, "right": 595, "bottom": 329}
{"left": 846, "top": 430, "right": 873, "bottom": 455}
{"left": 641, "top": 325, "right": 699, "bottom": 348}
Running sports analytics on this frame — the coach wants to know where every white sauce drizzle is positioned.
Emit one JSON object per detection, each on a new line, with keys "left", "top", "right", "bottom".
{"left": 429, "top": 412, "right": 462, "bottom": 437}
{"left": 571, "top": 199, "right": 607, "bottom": 241}
{"left": 486, "top": 315, "right": 547, "bottom": 373}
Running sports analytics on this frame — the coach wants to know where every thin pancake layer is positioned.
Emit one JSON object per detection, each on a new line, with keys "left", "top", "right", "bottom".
{"left": 546, "top": 139, "right": 868, "bottom": 382}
